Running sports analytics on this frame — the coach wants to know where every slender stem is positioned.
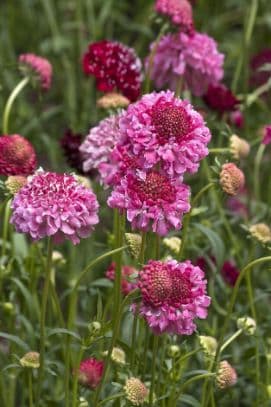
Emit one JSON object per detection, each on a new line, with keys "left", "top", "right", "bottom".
{"left": 37, "top": 237, "right": 53, "bottom": 401}
{"left": 208, "top": 148, "right": 230, "bottom": 154}
{"left": 173, "top": 373, "right": 215, "bottom": 405}
{"left": 28, "top": 371, "right": 33, "bottom": 407}
{"left": 220, "top": 329, "right": 242, "bottom": 353}
{"left": 1, "top": 199, "right": 11, "bottom": 260}
{"left": 254, "top": 144, "right": 265, "bottom": 201}
{"left": 2, "top": 77, "right": 29, "bottom": 134}
{"left": 141, "top": 324, "right": 150, "bottom": 381}
{"left": 98, "top": 392, "right": 125, "bottom": 406}
{"left": 150, "top": 336, "right": 159, "bottom": 406}
{"left": 71, "top": 346, "right": 84, "bottom": 407}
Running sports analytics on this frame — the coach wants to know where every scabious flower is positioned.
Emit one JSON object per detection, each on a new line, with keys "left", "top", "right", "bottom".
{"left": 221, "top": 261, "right": 239, "bottom": 287}
{"left": 108, "top": 171, "right": 190, "bottom": 236}
{"left": 60, "top": 129, "right": 88, "bottom": 175}
{"left": 118, "top": 91, "right": 211, "bottom": 178}
{"left": 82, "top": 40, "right": 142, "bottom": 102}
{"left": 20, "top": 351, "right": 40, "bottom": 369}
{"left": 154, "top": 0, "right": 194, "bottom": 34}
{"left": 262, "top": 125, "right": 271, "bottom": 145}
{"left": 199, "top": 335, "right": 218, "bottom": 357}
{"left": 105, "top": 262, "right": 137, "bottom": 295}
{"left": 216, "top": 360, "right": 237, "bottom": 389}
{"left": 78, "top": 358, "right": 104, "bottom": 389}
{"left": 147, "top": 32, "right": 224, "bottom": 96}
{"left": 220, "top": 163, "right": 245, "bottom": 196}
{"left": 249, "top": 223, "right": 271, "bottom": 244}
{"left": 19, "top": 53, "right": 52, "bottom": 90}
{"left": 124, "top": 378, "right": 149, "bottom": 406}
{"left": 80, "top": 115, "right": 121, "bottom": 181}
{"left": 10, "top": 171, "right": 99, "bottom": 245}
{"left": 229, "top": 135, "right": 250, "bottom": 160}
{"left": 203, "top": 83, "right": 239, "bottom": 113}
{"left": 0, "top": 134, "right": 37, "bottom": 176}
{"left": 137, "top": 259, "right": 210, "bottom": 335}
{"left": 250, "top": 48, "right": 271, "bottom": 90}
{"left": 97, "top": 92, "right": 130, "bottom": 109}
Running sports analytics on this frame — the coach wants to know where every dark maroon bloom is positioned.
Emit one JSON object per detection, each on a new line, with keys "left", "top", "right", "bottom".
{"left": 60, "top": 129, "right": 91, "bottom": 175}
{"left": 195, "top": 256, "right": 216, "bottom": 273}
{"left": 203, "top": 83, "right": 239, "bottom": 113}
{"left": 82, "top": 40, "right": 142, "bottom": 102}
{"left": 221, "top": 261, "right": 239, "bottom": 287}
{"left": 250, "top": 49, "right": 271, "bottom": 89}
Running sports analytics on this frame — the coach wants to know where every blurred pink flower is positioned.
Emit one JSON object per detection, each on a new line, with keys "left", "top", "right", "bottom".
{"left": 19, "top": 53, "right": 52, "bottom": 90}
{"left": 105, "top": 262, "right": 138, "bottom": 295}
{"left": 77, "top": 358, "right": 104, "bottom": 389}
{"left": 229, "top": 110, "right": 244, "bottom": 129}
{"left": 262, "top": 125, "right": 271, "bottom": 145}
{"left": 10, "top": 171, "right": 99, "bottom": 245}
{"left": 155, "top": 0, "right": 194, "bottom": 33}
{"left": 137, "top": 259, "right": 210, "bottom": 335}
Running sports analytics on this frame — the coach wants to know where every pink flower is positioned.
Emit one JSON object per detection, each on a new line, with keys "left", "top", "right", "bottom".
{"left": 117, "top": 91, "right": 211, "bottom": 178}
{"left": 105, "top": 262, "right": 138, "bottom": 295}
{"left": 229, "top": 110, "right": 244, "bottom": 129}
{"left": 137, "top": 259, "right": 211, "bottom": 335}
{"left": 221, "top": 261, "right": 239, "bottom": 287}
{"left": 0, "top": 134, "right": 37, "bottom": 176}
{"left": 80, "top": 115, "right": 121, "bottom": 181}
{"left": 10, "top": 171, "right": 99, "bottom": 245}
{"left": 77, "top": 358, "right": 104, "bottom": 389}
{"left": 19, "top": 53, "right": 52, "bottom": 90}
{"left": 155, "top": 0, "right": 194, "bottom": 33}
{"left": 147, "top": 32, "right": 224, "bottom": 96}
{"left": 108, "top": 171, "right": 190, "bottom": 236}
{"left": 262, "top": 125, "right": 271, "bottom": 145}
{"left": 82, "top": 40, "right": 142, "bottom": 102}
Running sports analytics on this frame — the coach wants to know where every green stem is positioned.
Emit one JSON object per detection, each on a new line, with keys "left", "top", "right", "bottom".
{"left": 37, "top": 237, "right": 53, "bottom": 402}
{"left": 254, "top": 144, "right": 265, "bottom": 201}
{"left": 2, "top": 77, "right": 30, "bottom": 134}
{"left": 208, "top": 148, "right": 230, "bottom": 154}
{"left": 173, "top": 373, "right": 215, "bottom": 405}
{"left": 1, "top": 199, "right": 11, "bottom": 260}
{"left": 98, "top": 392, "right": 125, "bottom": 406}
{"left": 28, "top": 371, "right": 33, "bottom": 407}
{"left": 71, "top": 346, "right": 84, "bottom": 407}
{"left": 220, "top": 329, "right": 242, "bottom": 353}
{"left": 150, "top": 336, "right": 159, "bottom": 406}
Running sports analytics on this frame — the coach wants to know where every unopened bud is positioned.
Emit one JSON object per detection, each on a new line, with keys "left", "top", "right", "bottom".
{"left": 20, "top": 351, "right": 40, "bottom": 369}
{"left": 216, "top": 360, "right": 237, "bottom": 389}
{"left": 199, "top": 335, "right": 218, "bottom": 357}
{"left": 78, "top": 397, "right": 88, "bottom": 407}
{"left": 163, "top": 237, "right": 181, "bottom": 254}
{"left": 220, "top": 163, "right": 245, "bottom": 196}
{"left": 230, "top": 135, "right": 250, "bottom": 160}
{"left": 52, "top": 250, "right": 66, "bottom": 265}
{"left": 75, "top": 175, "right": 92, "bottom": 189}
{"left": 249, "top": 223, "right": 271, "bottom": 244}
{"left": 167, "top": 345, "right": 181, "bottom": 358}
{"left": 111, "top": 347, "right": 126, "bottom": 365}
{"left": 5, "top": 176, "right": 27, "bottom": 195}
{"left": 97, "top": 92, "right": 130, "bottom": 109}
{"left": 237, "top": 316, "right": 256, "bottom": 335}
{"left": 125, "top": 233, "right": 142, "bottom": 260}
{"left": 88, "top": 321, "right": 101, "bottom": 336}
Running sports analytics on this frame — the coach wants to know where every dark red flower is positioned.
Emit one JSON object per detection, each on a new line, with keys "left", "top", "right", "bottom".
{"left": 250, "top": 49, "right": 271, "bottom": 89}
{"left": 203, "top": 83, "right": 239, "bottom": 113}
{"left": 0, "top": 134, "right": 37, "bottom": 176}
{"left": 221, "top": 261, "right": 239, "bottom": 287}
{"left": 195, "top": 256, "right": 216, "bottom": 273}
{"left": 78, "top": 358, "right": 104, "bottom": 389}
{"left": 82, "top": 40, "right": 142, "bottom": 102}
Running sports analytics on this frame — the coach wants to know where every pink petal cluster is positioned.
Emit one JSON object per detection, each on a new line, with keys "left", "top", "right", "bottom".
{"left": 78, "top": 358, "right": 104, "bottom": 389}
{"left": 108, "top": 171, "right": 190, "bottom": 236}
{"left": 137, "top": 259, "right": 210, "bottom": 335}
{"left": 262, "top": 125, "right": 271, "bottom": 145}
{"left": 155, "top": 0, "right": 194, "bottom": 33}
{"left": 148, "top": 32, "right": 224, "bottom": 96}
{"left": 117, "top": 91, "right": 211, "bottom": 177}
{"left": 80, "top": 115, "right": 121, "bottom": 180}
{"left": 105, "top": 262, "right": 138, "bottom": 295}
{"left": 19, "top": 53, "right": 52, "bottom": 90}
{"left": 10, "top": 171, "right": 99, "bottom": 245}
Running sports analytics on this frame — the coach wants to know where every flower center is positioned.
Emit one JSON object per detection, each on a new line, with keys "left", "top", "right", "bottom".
{"left": 134, "top": 172, "right": 176, "bottom": 203}
{"left": 151, "top": 103, "right": 192, "bottom": 144}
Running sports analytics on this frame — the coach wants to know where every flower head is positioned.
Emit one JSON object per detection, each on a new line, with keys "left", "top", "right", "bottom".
{"left": 220, "top": 163, "right": 245, "bottom": 196}
{"left": 124, "top": 378, "right": 148, "bottom": 405}
{"left": 20, "top": 351, "right": 40, "bottom": 369}
{"left": 110, "top": 347, "right": 126, "bottom": 365}
{"left": 80, "top": 115, "right": 121, "bottom": 181}
{"left": 148, "top": 32, "right": 224, "bottom": 96}
{"left": 137, "top": 259, "right": 210, "bottom": 335}
{"left": 229, "top": 135, "right": 250, "bottom": 160}
{"left": 0, "top": 134, "right": 37, "bottom": 176}
{"left": 262, "top": 125, "right": 271, "bottom": 145}
{"left": 249, "top": 223, "right": 271, "bottom": 244}
{"left": 163, "top": 236, "right": 182, "bottom": 254}
{"left": 105, "top": 262, "right": 137, "bottom": 295}
{"left": 250, "top": 48, "right": 271, "bottom": 90}
{"left": 199, "top": 335, "right": 217, "bottom": 357}
{"left": 125, "top": 233, "right": 142, "bottom": 259}
{"left": 10, "top": 171, "right": 99, "bottom": 245}
{"left": 19, "top": 53, "right": 52, "bottom": 90}
{"left": 237, "top": 316, "right": 256, "bottom": 335}
{"left": 97, "top": 92, "right": 130, "bottom": 109}
{"left": 5, "top": 176, "right": 27, "bottom": 195}
{"left": 118, "top": 91, "right": 211, "bottom": 178}
{"left": 60, "top": 129, "right": 89, "bottom": 175}
{"left": 108, "top": 171, "right": 190, "bottom": 236}
{"left": 82, "top": 40, "right": 142, "bottom": 102}
{"left": 203, "top": 83, "right": 239, "bottom": 113}
{"left": 78, "top": 358, "right": 104, "bottom": 389}
{"left": 216, "top": 360, "right": 237, "bottom": 389}
{"left": 221, "top": 261, "right": 239, "bottom": 287}
{"left": 155, "top": 0, "right": 194, "bottom": 33}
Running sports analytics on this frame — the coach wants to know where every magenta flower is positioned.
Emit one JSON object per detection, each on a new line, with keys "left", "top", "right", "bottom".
{"left": 137, "top": 259, "right": 211, "bottom": 335}
{"left": 106, "top": 262, "right": 138, "bottom": 295}
{"left": 108, "top": 171, "right": 190, "bottom": 236}
{"left": 250, "top": 48, "right": 271, "bottom": 90}
{"left": 10, "top": 171, "right": 99, "bottom": 245}
{"left": 19, "top": 53, "right": 52, "bottom": 90}
{"left": 118, "top": 91, "right": 211, "bottom": 178}
{"left": 154, "top": 0, "right": 194, "bottom": 34}
{"left": 80, "top": 115, "right": 121, "bottom": 181}
{"left": 262, "top": 125, "right": 271, "bottom": 145}
{"left": 77, "top": 358, "right": 104, "bottom": 389}
{"left": 147, "top": 32, "right": 224, "bottom": 96}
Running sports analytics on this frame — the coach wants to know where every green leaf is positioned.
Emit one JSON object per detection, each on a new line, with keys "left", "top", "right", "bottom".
{"left": 0, "top": 333, "right": 29, "bottom": 351}
{"left": 47, "top": 328, "right": 81, "bottom": 341}
{"left": 194, "top": 224, "right": 225, "bottom": 267}
{"left": 177, "top": 394, "right": 201, "bottom": 407}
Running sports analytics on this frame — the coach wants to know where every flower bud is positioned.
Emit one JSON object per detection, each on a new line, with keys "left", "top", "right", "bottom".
{"left": 78, "top": 397, "right": 88, "bottom": 407}
{"left": 52, "top": 250, "right": 66, "bottom": 265}
{"left": 124, "top": 378, "right": 149, "bottom": 406}
{"left": 199, "top": 335, "right": 218, "bottom": 357}
{"left": 5, "top": 176, "right": 27, "bottom": 195}
{"left": 229, "top": 135, "right": 250, "bottom": 160}
{"left": 97, "top": 92, "right": 130, "bottom": 109}
{"left": 216, "top": 360, "right": 237, "bottom": 389}
{"left": 88, "top": 321, "right": 102, "bottom": 336}
{"left": 249, "top": 223, "right": 271, "bottom": 244}
{"left": 220, "top": 163, "right": 245, "bottom": 196}
{"left": 163, "top": 237, "right": 181, "bottom": 254}
{"left": 2, "top": 302, "right": 15, "bottom": 314}
{"left": 75, "top": 175, "right": 92, "bottom": 189}
{"left": 237, "top": 316, "right": 256, "bottom": 335}
{"left": 111, "top": 347, "right": 126, "bottom": 365}
{"left": 20, "top": 351, "right": 40, "bottom": 368}
{"left": 167, "top": 344, "right": 181, "bottom": 358}
{"left": 125, "top": 233, "right": 142, "bottom": 260}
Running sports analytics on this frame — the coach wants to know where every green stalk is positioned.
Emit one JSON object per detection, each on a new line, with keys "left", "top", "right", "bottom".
{"left": 71, "top": 346, "right": 84, "bottom": 407}
{"left": 208, "top": 148, "right": 230, "bottom": 154}
{"left": 2, "top": 77, "right": 29, "bottom": 134}
{"left": 220, "top": 329, "right": 242, "bottom": 353}
{"left": 37, "top": 237, "right": 53, "bottom": 401}
{"left": 150, "top": 335, "right": 159, "bottom": 406}
{"left": 28, "top": 371, "right": 33, "bottom": 407}
{"left": 1, "top": 199, "right": 11, "bottom": 260}
{"left": 172, "top": 373, "right": 215, "bottom": 405}
{"left": 254, "top": 144, "right": 265, "bottom": 202}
